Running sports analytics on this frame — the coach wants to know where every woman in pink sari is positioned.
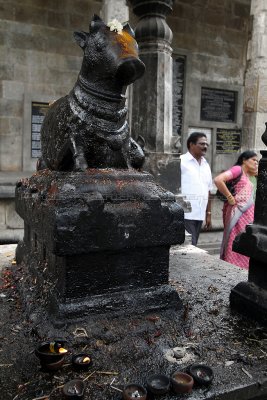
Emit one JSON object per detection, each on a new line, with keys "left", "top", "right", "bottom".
{"left": 214, "top": 151, "right": 258, "bottom": 269}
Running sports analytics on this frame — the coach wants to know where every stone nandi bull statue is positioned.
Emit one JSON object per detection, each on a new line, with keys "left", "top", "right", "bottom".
{"left": 39, "top": 15, "right": 145, "bottom": 171}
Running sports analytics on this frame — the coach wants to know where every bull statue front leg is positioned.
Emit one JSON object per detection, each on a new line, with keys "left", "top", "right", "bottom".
{"left": 70, "top": 135, "right": 88, "bottom": 171}
{"left": 56, "top": 134, "right": 88, "bottom": 171}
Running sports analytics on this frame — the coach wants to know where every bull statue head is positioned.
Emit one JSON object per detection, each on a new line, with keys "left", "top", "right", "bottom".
{"left": 73, "top": 14, "right": 145, "bottom": 93}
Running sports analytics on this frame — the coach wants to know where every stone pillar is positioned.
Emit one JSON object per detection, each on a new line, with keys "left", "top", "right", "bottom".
{"left": 100, "top": 0, "right": 129, "bottom": 24}
{"left": 230, "top": 124, "right": 267, "bottom": 324}
{"left": 128, "top": 0, "right": 180, "bottom": 194}
{"left": 243, "top": 0, "right": 267, "bottom": 152}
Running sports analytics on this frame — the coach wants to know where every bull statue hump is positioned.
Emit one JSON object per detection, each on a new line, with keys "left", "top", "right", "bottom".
{"left": 39, "top": 14, "right": 146, "bottom": 172}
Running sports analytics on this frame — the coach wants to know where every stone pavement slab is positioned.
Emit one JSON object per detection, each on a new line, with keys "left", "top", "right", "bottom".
{"left": 0, "top": 244, "right": 267, "bottom": 400}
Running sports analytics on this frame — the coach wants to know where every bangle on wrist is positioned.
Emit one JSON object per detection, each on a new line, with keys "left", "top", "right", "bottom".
{"left": 206, "top": 211, "right": 211, "bottom": 214}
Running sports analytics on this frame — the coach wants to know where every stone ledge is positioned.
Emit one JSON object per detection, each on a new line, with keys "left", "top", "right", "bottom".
{"left": 1, "top": 243, "right": 267, "bottom": 399}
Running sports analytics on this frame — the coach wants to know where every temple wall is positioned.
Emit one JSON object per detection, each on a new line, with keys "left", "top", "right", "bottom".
{"left": 0, "top": 0, "right": 101, "bottom": 241}
{"left": 0, "top": 0, "right": 101, "bottom": 173}
{"left": 0, "top": 0, "right": 253, "bottom": 240}
{"left": 167, "top": 0, "right": 251, "bottom": 174}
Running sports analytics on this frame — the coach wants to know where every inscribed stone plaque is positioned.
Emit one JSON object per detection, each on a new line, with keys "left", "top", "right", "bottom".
{"left": 173, "top": 56, "right": 185, "bottom": 136}
{"left": 216, "top": 128, "right": 241, "bottom": 154}
{"left": 31, "top": 102, "right": 49, "bottom": 158}
{"left": 201, "top": 87, "right": 237, "bottom": 122}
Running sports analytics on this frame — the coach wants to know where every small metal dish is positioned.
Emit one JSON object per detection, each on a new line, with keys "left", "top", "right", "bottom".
{"left": 40, "top": 357, "right": 65, "bottom": 372}
{"left": 171, "top": 371, "right": 194, "bottom": 394}
{"left": 188, "top": 364, "right": 214, "bottom": 386}
{"left": 146, "top": 374, "right": 170, "bottom": 395}
{"left": 62, "top": 379, "right": 85, "bottom": 399}
{"left": 122, "top": 383, "right": 147, "bottom": 400}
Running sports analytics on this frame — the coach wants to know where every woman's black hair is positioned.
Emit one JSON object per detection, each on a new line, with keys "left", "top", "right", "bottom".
{"left": 235, "top": 150, "right": 257, "bottom": 166}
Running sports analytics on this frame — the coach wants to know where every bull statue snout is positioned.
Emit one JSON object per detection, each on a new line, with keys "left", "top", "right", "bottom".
{"left": 116, "top": 58, "right": 145, "bottom": 85}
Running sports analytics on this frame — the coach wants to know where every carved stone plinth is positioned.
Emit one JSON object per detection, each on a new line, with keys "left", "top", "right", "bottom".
{"left": 15, "top": 169, "right": 184, "bottom": 322}
{"left": 230, "top": 144, "right": 267, "bottom": 324}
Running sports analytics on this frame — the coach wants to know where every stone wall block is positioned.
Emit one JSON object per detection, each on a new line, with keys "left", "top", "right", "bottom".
{"left": 0, "top": 117, "right": 22, "bottom": 135}
{"left": 0, "top": 135, "right": 22, "bottom": 171}
{"left": 6, "top": 201, "right": 24, "bottom": 229}
{"left": 258, "top": 78, "right": 267, "bottom": 113}
{"left": 47, "top": 11, "right": 70, "bottom": 29}
{"left": 225, "top": 16, "right": 248, "bottom": 31}
{"left": 46, "top": 54, "right": 81, "bottom": 71}
{"left": 3, "top": 81, "right": 25, "bottom": 100}
{"left": 253, "top": 13, "right": 266, "bottom": 35}
{"left": 0, "top": 202, "right": 6, "bottom": 229}
{"left": 244, "top": 77, "right": 258, "bottom": 113}
{"left": 0, "top": 65, "right": 14, "bottom": 81}
{"left": 247, "top": 38, "right": 252, "bottom": 61}
{"left": 234, "top": 1, "right": 251, "bottom": 18}
{"left": 0, "top": 2, "right": 17, "bottom": 21}
{"left": 0, "top": 99, "right": 23, "bottom": 118}
{"left": 69, "top": 13, "right": 93, "bottom": 31}
{"left": 251, "top": 0, "right": 267, "bottom": 16}
{"left": 14, "top": 4, "right": 48, "bottom": 25}
{"left": 9, "top": 32, "right": 43, "bottom": 52}
{"left": 36, "top": 0, "right": 67, "bottom": 11}
{"left": 242, "top": 112, "right": 257, "bottom": 150}
{"left": 258, "top": 34, "right": 267, "bottom": 59}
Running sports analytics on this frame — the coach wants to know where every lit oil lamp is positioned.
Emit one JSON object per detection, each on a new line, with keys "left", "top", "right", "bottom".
{"left": 72, "top": 353, "right": 92, "bottom": 370}
{"left": 35, "top": 341, "right": 68, "bottom": 370}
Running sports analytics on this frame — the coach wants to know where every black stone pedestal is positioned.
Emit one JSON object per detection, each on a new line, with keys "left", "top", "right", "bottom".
{"left": 15, "top": 169, "right": 184, "bottom": 322}
{"left": 230, "top": 148, "right": 267, "bottom": 325}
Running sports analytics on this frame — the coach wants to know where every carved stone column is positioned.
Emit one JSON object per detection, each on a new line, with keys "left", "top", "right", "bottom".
{"left": 230, "top": 124, "right": 267, "bottom": 323}
{"left": 100, "top": 0, "right": 129, "bottom": 23}
{"left": 128, "top": 0, "right": 180, "bottom": 194}
{"left": 243, "top": 0, "right": 267, "bottom": 152}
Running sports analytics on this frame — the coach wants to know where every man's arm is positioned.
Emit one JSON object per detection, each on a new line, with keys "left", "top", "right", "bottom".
{"left": 204, "top": 191, "right": 212, "bottom": 230}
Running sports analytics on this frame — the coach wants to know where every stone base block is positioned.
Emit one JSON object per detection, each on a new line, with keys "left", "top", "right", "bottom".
{"left": 230, "top": 281, "right": 267, "bottom": 325}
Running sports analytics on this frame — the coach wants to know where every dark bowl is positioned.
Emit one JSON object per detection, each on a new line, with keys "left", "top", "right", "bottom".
{"left": 72, "top": 353, "right": 92, "bottom": 370}
{"left": 171, "top": 371, "right": 194, "bottom": 394}
{"left": 41, "top": 357, "right": 65, "bottom": 372}
{"left": 62, "top": 379, "right": 85, "bottom": 399}
{"left": 146, "top": 374, "right": 170, "bottom": 395}
{"left": 188, "top": 364, "right": 214, "bottom": 386}
{"left": 122, "top": 383, "right": 147, "bottom": 400}
{"left": 35, "top": 341, "right": 68, "bottom": 364}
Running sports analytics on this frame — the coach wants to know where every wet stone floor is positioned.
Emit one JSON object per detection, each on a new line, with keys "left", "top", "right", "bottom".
{"left": 0, "top": 244, "right": 267, "bottom": 400}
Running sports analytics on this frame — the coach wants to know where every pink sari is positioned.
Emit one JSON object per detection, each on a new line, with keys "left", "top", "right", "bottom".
{"left": 220, "top": 165, "right": 254, "bottom": 269}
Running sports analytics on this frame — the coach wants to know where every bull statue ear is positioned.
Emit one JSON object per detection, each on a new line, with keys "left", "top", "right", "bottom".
{"left": 89, "top": 14, "right": 104, "bottom": 33}
{"left": 123, "top": 22, "right": 135, "bottom": 37}
{"left": 73, "top": 31, "right": 88, "bottom": 49}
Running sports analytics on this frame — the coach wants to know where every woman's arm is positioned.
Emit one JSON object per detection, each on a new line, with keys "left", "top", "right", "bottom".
{"left": 214, "top": 170, "right": 236, "bottom": 205}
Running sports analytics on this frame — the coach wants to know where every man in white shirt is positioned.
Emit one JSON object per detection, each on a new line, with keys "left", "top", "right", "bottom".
{"left": 180, "top": 132, "right": 212, "bottom": 245}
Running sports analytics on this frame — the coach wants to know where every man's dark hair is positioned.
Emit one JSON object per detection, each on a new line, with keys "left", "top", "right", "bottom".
{"left": 187, "top": 132, "right": 207, "bottom": 149}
